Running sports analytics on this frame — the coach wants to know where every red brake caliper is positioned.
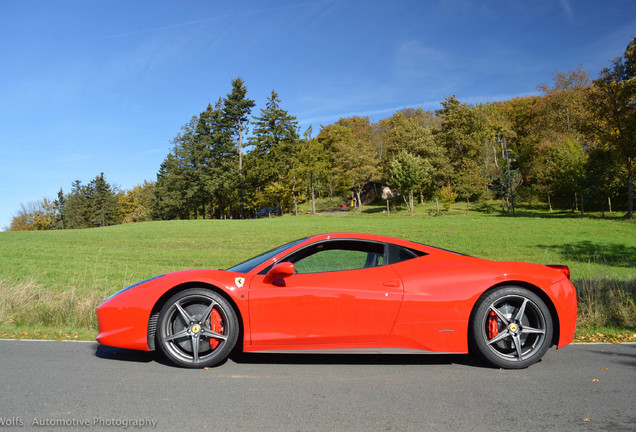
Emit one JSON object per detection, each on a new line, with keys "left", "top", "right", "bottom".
{"left": 209, "top": 309, "right": 224, "bottom": 350}
{"left": 487, "top": 311, "right": 499, "bottom": 339}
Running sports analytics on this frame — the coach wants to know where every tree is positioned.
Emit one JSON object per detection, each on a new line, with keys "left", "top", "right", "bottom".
{"left": 395, "top": 107, "right": 441, "bottom": 128}
{"left": 293, "top": 130, "right": 331, "bottom": 215}
{"left": 525, "top": 67, "right": 592, "bottom": 210}
{"left": 153, "top": 78, "right": 254, "bottom": 220}
{"left": 379, "top": 113, "right": 435, "bottom": 170}
{"left": 64, "top": 180, "right": 89, "bottom": 229}
{"left": 498, "top": 96, "right": 554, "bottom": 205}
{"left": 585, "top": 148, "right": 625, "bottom": 216}
{"left": 245, "top": 90, "right": 299, "bottom": 214}
{"left": 587, "top": 37, "right": 636, "bottom": 219}
{"left": 9, "top": 199, "right": 56, "bottom": 231}
{"left": 153, "top": 117, "right": 198, "bottom": 220}
{"left": 536, "top": 66, "right": 591, "bottom": 136}
{"left": 388, "top": 152, "right": 426, "bottom": 215}
{"left": 435, "top": 96, "right": 489, "bottom": 207}
{"left": 89, "top": 173, "right": 119, "bottom": 227}
{"left": 378, "top": 112, "right": 448, "bottom": 201}
{"left": 223, "top": 77, "right": 255, "bottom": 218}
{"left": 119, "top": 181, "right": 155, "bottom": 223}
{"left": 196, "top": 99, "right": 238, "bottom": 219}
{"left": 547, "top": 136, "right": 588, "bottom": 214}
{"left": 318, "top": 117, "right": 380, "bottom": 209}
{"left": 52, "top": 174, "right": 119, "bottom": 229}
{"left": 52, "top": 188, "right": 66, "bottom": 229}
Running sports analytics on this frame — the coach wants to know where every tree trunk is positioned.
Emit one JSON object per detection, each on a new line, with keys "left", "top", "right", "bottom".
{"left": 409, "top": 191, "right": 414, "bottom": 216}
{"left": 238, "top": 122, "right": 244, "bottom": 219}
{"left": 511, "top": 191, "right": 515, "bottom": 216}
{"left": 310, "top": 174, "right": 316, "bottom": 215}
{"left": 386, "top": 199, "right": 390, "bottom": 215}
{"left": 465, "top": 197, "right": 469, "bottom": 216}
{"left": 627, "top": 170, "right": 633, "bottom": 220}
{"left": 573, "top": 193, "right": 578, "bottom": 213}
{"left": 493, "top": 145, "right": 499, "bottom": 169}
{"left": 435, "top": 197, "right": 439, "bottom": 215}
{"left": 608, "top": 196, "right": 612, "bottom": 213}
{"left": 547, "top": 193, "right": 552, "bottom": 212}
{"left": 355, "top": 190, "right": 362, "bottom": 211}
{"left": 580, "top": 191, "right": 584, "bottom": 217}
{"left": 292, "top": 174, "right": 297, "bottom": 216}
{"left": 601, "top": 195, "right": 605, "bottom": 218}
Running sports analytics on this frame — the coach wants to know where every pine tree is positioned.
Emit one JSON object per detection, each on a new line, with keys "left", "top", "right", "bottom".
{"left": 90, "top": 173, "right": 119, "bottom": 227}
{"left": 246, "top": 90, "right": 300, "bottom": 213}
{"left": 199, "top": 98, "right": 238, "bottom": 219}
{"left": 153, "top": 117, "right": 198, "bottom": 220}
{"left": 53, "top": 188, "right": 66, "bottom": 229}
{"left": 223, "top": 77, "right": 255, "bottom": 218}
{"left": 64, "top": 180, "right": 89, "bottom": 229}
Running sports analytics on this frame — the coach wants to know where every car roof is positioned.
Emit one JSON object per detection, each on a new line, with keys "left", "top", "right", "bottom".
{"left": 304, "top": 232, "right": 458, "bottom": 255}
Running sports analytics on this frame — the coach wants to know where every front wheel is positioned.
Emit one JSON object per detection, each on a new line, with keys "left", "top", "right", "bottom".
{"left": 470, "top": 286, "right": 553, "bottom": 369}
{"left": 157, "top": 288, "right": 239, "bottom": 368}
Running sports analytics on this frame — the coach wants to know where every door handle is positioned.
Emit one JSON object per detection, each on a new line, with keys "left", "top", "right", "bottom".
{"left": 382, "top": 281, "right": 400, "bottom": 288}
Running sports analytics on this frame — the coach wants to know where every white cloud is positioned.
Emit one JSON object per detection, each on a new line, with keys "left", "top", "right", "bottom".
{"left": 394, "top": 40, "right": 449, "bottom": 79}
{"left": 559, "top": 0, "right": 575, "bottom": 24}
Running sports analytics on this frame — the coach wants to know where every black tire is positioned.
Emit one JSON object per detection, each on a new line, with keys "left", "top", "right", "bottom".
{"left": 470, "top": 286, "right": 553, "bottom": 369}
{"left": 156, "top": 288, "right": 239, "bottom": 368}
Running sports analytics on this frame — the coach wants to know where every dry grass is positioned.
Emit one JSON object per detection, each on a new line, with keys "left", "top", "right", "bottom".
{"left": 574, "top": 276, "right": 636, "bottom": 329}
{"left": 0, "top": 278, "right": 101, "bottom": 330}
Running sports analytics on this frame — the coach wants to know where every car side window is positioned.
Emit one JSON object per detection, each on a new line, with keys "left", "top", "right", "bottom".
{"left": 285, "top": 240, "right": 386, "bottom": 274}
{"left": 387, "top": 244, "right": 427, "bottom": 264}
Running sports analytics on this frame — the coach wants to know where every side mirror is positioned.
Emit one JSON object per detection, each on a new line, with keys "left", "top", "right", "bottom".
{"left": 266, "top": 261, "right": 295, "bottom": 279}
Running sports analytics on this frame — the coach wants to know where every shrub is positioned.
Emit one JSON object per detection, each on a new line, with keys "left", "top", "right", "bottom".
{"left": 438, "top": 185, "right": 458, "bottom": 211}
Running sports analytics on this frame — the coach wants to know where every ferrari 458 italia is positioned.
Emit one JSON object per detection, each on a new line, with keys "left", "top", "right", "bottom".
{"left": 96, "top": 233, "right": 576, "bottom": 369}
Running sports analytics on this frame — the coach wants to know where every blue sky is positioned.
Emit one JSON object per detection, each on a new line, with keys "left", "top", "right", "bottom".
{"left": 1, "top": 0, "right": 634, "bottom": 229}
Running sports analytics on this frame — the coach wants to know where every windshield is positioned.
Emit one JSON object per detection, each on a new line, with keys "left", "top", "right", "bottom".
{"left": 226, "top": 237, "right": 308, "bottom": 273}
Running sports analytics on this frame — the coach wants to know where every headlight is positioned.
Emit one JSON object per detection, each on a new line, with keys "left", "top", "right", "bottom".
{"left": 105, "top": 275, "right": 164, "bottom": 301}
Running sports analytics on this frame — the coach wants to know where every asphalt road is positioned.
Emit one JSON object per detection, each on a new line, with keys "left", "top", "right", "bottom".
{"left": 0, "top": 340, "right": 634, "bottom": 431}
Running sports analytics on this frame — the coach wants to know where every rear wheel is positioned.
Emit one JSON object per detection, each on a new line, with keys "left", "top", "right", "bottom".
{"left": 157, "top": 288, "right": 238, "bottom": 368}
{"left": 470, "top": 286, "right": 553, "bottom": 369}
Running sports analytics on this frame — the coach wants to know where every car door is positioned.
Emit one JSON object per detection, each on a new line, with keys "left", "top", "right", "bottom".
{"left": 248, "top": 239, "right": 404, "bottom": 346}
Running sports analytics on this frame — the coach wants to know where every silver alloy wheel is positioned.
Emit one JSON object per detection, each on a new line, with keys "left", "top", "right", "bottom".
{"left": 157, "top": 289, "right": 238, "bottom": 368}
{"left": 482, "top": 294, "right": 547, "bottom": 362}
{"left": 471, "top": 286, "right": 553, "bottom": 369}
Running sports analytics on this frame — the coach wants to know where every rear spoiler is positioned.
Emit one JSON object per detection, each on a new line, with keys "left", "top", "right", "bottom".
{"left": 546, "top": 265, "right": 571, "bottom": 280}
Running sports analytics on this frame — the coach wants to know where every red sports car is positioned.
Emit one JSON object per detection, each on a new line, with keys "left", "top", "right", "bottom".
{"left": 96, "top": 233, "right": 577, "bottom": 369}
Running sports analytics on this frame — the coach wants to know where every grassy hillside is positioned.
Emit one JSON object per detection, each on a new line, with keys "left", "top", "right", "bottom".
{"left": 1, "top": 206, "right": 634, "bottom": 341}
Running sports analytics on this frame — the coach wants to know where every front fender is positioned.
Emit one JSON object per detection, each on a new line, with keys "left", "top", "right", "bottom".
{"left": 96, "top": 270, "right": 250, "bottom": 351}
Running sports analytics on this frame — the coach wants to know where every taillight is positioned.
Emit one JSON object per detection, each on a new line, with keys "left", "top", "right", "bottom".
{"left": 547, "top": 265, "right": 571, "bottom": 280}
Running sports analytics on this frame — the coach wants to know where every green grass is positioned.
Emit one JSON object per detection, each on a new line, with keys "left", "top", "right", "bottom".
{"left": 1, "top": 200, "right": 634, "bottom": 341}
{"left": 573, "top": 326, "right": 636, "bottom": 343}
